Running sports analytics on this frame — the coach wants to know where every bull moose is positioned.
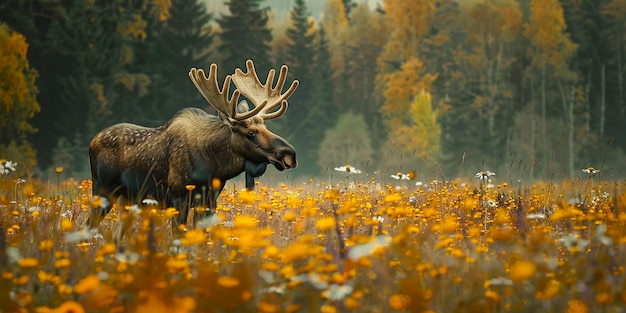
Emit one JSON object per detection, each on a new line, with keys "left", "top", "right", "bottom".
{"left": 86, "top": 60, "right": 299, "bottom": 236}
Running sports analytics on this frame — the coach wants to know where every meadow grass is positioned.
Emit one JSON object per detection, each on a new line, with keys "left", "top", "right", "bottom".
{"left": 0, "top": 168, "right": 625, "bottom": 313}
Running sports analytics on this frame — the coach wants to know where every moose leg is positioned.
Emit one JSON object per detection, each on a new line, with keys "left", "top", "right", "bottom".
{"left": 173, "top": 197, "right": 189, "bottom": 233}
{"left": 114, "top": 196, "right": 130, "bottom": 245}
{"left": 193, "top": 183, "right": 224, "bottom": 227}
{"left": 86, "top": 194, "right": 114, "bottom": 229}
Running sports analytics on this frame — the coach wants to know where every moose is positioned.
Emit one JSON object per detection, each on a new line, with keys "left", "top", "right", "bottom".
{"left": 86, "top": 60, "right": 299, "bottom": 236}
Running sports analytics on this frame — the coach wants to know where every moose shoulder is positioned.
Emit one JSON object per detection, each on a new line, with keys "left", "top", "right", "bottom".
{"left": 87, "top": 60, "right": 299, "bottom": 234}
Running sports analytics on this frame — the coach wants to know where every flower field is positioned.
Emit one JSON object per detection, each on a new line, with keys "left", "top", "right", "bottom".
{"left": 1, "top": 164, "right": 626, "bottom": 312}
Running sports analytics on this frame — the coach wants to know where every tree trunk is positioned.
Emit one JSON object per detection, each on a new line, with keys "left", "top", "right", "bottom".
{"left": 559, "top": 82, "right": 575, "bottom": 179}
{"left": 541, "top": 61, "right": 547, "bottom": 151}
{"left": 600, "top": 64, "right": 606, "bottom": 139}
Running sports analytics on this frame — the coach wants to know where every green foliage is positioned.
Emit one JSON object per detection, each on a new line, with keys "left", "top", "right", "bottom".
{"left": 217, "top": 0, "right": 273, "bottom": 74}
{"left": 139, "top": 0, "right": 215, "bottom": 124}
{"left": 317, "top": 113, "right": 373, "bottom": 172}
{"left": 0, "top": 23, "right": 39, "bottom": 169}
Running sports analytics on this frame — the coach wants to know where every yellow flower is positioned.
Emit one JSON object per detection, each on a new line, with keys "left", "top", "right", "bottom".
{"left": 316, "top": 216, "right": 336, "bottom": 232}
{"left": 54, "top": 259, "right": 71, "bottom": 268}
{"left": 74, "top": 274, "right": 100, "bottom": 294}
{"left": 389, "top": 294, "right": 411, "bottom": 310}
{"left": 99, "top": 243, "right": 117, "bottom": 256}
{"left": 234, "top": 215, "right": 258, "bottom": 229}
{"left": 263, "top": 245, "right": 279, "bottom": 259}
{"left": 258, "top": 302, "right": 279, "bottom": 313}
{"left": 54, "top": 167, "right": 64, "bottom": 174}
{"left": 18, "top": 258, "right": 39, "bottom": 269}
{"left": 509, "top": 261, "right": 536, "bottom": 282}
{"left": 164, "top": 208, "right": 179, "bottom": 219}
{"left": 217, "top": 276, "right": 240, "bottom": 288}
{"left": 283, "top": 211, "right": 297, "bottom": 222}
{"left": 261, "top": 262, "right": 280, "bottom": 271}
{"left": 237, "top": 190, "right": 257, "bottom": 205}
{"left": 54, "top": 300, "right": 84, "bottom": 313}
{"left": 280, "top": 242, "right": 311, "bottom": 263}
{"left": 181, "top": 229, "right": 206, "bottom": 246}
{"left": 38, "top": 271, "right": 60, "bottom": 284}
{"left": 320, "top": 304, "right": 336, "bottom": 313}
{"left": 39, "top": 240, "right": 54, "bottom": 252}
{"left": 60, "top": 218, "right": 73, "bottom": 232}
{"left": 567, "top": 299, "right": 588, "bottom": 313}
{"left": 485, "top": 289, "right": 501, "bottom": 301}
{"left": 211, "top": 178, "right": 222, "bottom": 190}
{"left": 166, "top": 259, "right": 189, "bottom": 273}
{"left": 596, "top": 291, "right": 613, "bottom": 304}
{"left": 535, "top": 279, "right": 560, "bottom": 299}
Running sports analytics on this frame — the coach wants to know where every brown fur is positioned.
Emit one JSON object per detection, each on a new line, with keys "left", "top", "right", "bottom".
{"left": 87, "top": 107, "right": 296, "bottom": 232}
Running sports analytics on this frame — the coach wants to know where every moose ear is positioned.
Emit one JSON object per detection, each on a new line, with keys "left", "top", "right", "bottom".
{"left": 217, "top": 111, "right": 233, "bottom": 125}
{"left": 236, "top": 100, "right": 250, "bottom": 114}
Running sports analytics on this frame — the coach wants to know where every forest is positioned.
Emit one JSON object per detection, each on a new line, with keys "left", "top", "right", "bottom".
{"left": 1, "top": 0, "right": 626, "bottom": 181}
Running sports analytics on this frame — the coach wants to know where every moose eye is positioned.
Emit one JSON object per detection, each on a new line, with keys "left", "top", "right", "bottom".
{"left": 246, "top": 131, "right": 256, "bottom": 139}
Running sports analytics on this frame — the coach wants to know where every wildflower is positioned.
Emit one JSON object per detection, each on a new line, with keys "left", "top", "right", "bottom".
{"left": 142, "top": 198, "right": 158, "bottom": 206}
{"left": 60, "top": 218, "right": 73, "bottom": 232}
{"left": 348, "top": 235, "right": 390, "bottom": 260}
{"left": 322, "top": 284, "right": 354, "bottom": 301}
{"left": 560, "top": 234, "right": 589, "bottom": 253}
{"left": 18, "top": 258, "right": 39, "bottom": 269}
{"left": 485, "top": 277, "right": 513, "bottom": 287}
{"left": 238, "top": 189, "right": 257, "bottom": 204}
{"left": 280, "top": 242, "right": 311, "bottom": 263}
{"left": 0, "top": 160, "right": 17, "bottom": 174}
{"left": 258, "top": 302, "right": 279, "bottom": 313}
{"left": 485, "top": 289, "right": 501, "bottom": 301}
{"left": 97, "top": 271, "right": 110, "bottom": 281}
{"left": 596, "top": 224, "right": 613, "bottom": 246}
{"left": 316, "top": 216, "right": 336, "bottom": 232}
{"left": 54, "top": 259, "right": 71, "bottom": 268}
{"left": 196, "top": 214, "right": 221, "bottom": 229}
{"left": 65, "top": 229, "right": 96, "bottom": 243}
{"left": 54, "top": 167, "right": 64, "bottom": 174}
{"left": 217, "top": 276, "right": 240, "bottom": 288}
{"left": 54, "top": 300, "right": 85, "bottom": 313}
{"left": 185, "top": 184, "right": 196, "bottom": 191}
{"left": 129, "top": 204, "right": 141, "bottom": 214}
{"left": 90, "top": 196, "right": 109, "bottom": 209}
{"left": 334, "top": 165, "right": 362, "bottom": 174}
{"left": 320, "top": 304, "right": 337, "bottom": 313}
{"left": 582, "top": 167, "right": 599, "bottom": 174}
{"left": 475, "top": 171, "right": 495, "bottom": 179}
{"left": 263, "top": 245, "right": 279, "bottom": 259}
{"left": 391, "top": 172, "right": 411, "bottom": 180}
{"left": 535, "top": 279, "right": 561, "bottom": 299}
{"left": 389, "top": 294, "right": 411, "bottom": 310}
{"left": 567, "top": 299, "right": 588, "bottom": 313}
{"left": 508, "top": 261, "right": 536, "bottom": 282}
{"left": 74, "top": 274, "right": 100, "bottom": 294}
{"left": 181, "top": 229, "right": 206, "bottom": 246}
{"left": 526, "top": 213, "right": 546, "bottom": 219}
{"left": 234, "top": 215, "right": 258, "bottom": 229}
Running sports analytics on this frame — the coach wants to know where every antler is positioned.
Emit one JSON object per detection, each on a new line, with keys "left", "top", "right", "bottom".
{"left": 231, "top": 60, "right": 299, "bottom": 120}
{"left": 189, "top": 65, "right": 268, "bottom": 121}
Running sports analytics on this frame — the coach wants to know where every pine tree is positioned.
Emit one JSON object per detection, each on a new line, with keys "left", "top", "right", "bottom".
{"left": 279, "top": 0, "right": 318, "bottom": 174}
{"left": 217, "top": 0, "right": 273, "bottom": 75}
{"left": 142, "top": 0, "right": 214, "bottom": 123}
